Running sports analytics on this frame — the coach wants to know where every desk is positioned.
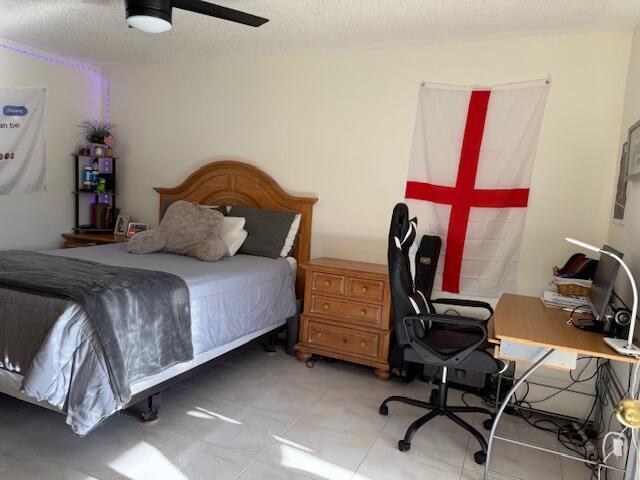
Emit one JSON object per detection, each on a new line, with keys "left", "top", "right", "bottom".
{"left": 484, "top": 294, "right": 638, "bottom": 480}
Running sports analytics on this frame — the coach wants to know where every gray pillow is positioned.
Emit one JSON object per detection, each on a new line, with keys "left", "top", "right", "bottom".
{"left": 127, "top": 201, "right": 226, "bottom": 262}
{"left": 228, "top": 205, "right": 296, "bottom": 258}
{"left": 127, "top": 230, "right": 166, "bottom": 254}
{"left": 161, "top": 201, "right": 226, "bottom": 261}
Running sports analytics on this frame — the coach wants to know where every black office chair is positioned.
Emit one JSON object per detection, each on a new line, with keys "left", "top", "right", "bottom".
{"left": 379, "top": 203, "right": 505, "bottom": 465}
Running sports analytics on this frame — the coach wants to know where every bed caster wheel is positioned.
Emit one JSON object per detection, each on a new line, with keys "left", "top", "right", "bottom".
{"left": 398, "top": 440, "right": 411, "bottom": 452}
{"left": 474, "top": 451, "right": 487, "bottom": 465}
{"left": 141, "top": 410, "right": 159, "bottom": 424}
{"left": 379, "top": 405, "right": 389, "bottom": 416}
{"left": 483, "top": 418, "right": 494, "bottom": 430}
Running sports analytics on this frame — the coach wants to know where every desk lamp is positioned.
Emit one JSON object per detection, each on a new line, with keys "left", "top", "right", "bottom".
{"left": 564, "top": 237, "right": 639, "bottom": 357}
{"left": 565, "top": 238, "right": 640, "bottom": 430}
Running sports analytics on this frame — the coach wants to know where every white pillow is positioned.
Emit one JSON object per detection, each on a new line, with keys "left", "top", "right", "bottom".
{"left": 224, "top": 229, "right": 248, "bottom": 257}
{"left": 280, "top": 213, "right": 301, "bottom": 257}
{"left": 221, "top": 217, "right": 246, "bottom": 236}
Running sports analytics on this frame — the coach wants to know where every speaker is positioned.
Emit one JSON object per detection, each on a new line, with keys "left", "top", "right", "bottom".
{"left": 611, "top": 308, "right": 632, "bottom": 340}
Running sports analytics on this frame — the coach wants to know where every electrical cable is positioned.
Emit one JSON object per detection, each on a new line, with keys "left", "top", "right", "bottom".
{"left": 465, "top": 357, "right": 610, "bottom": 478}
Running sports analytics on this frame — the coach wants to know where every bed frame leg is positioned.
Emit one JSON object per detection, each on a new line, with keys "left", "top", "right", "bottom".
{"left": 264, "top": 332, "right": 278, "bottom": 353}
{"left": 140, "top": 392, "right": 162, "bottom": 423}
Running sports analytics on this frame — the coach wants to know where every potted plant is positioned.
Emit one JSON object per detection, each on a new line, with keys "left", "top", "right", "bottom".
{"left": 78, "top": 120, "right": 115, "bottom": 155}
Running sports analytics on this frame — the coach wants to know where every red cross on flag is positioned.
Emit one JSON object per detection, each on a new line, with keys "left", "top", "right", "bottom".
{"left": 405, "top": 79, "right": 550, "bottom": 297}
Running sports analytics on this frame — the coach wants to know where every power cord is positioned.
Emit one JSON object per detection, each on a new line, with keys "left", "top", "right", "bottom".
{"left": 461, "top": 357, "right": 608, "bottom": 478}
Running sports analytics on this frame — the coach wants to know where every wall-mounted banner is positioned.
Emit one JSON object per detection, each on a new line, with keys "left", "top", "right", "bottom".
{"left": 0, "top": 87, "right": 46, "bottom": 195}
{"left": 405, "top": 79, "right": 550, "bottom": 297}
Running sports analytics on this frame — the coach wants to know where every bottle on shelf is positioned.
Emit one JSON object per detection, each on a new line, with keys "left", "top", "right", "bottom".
{"left": 82, "top": 164, "right": 93, "bottom": 190}
{"left": 92, "top": 157, "right": 100, "bottom": 188}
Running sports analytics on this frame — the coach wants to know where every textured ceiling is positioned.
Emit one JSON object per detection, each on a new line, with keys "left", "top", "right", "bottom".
{"left": 1, "top": 0, "right": 640, "bottom": 65}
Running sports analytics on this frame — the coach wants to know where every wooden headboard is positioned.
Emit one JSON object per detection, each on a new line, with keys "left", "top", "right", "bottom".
{"left": 154, "top": 161, "right": 317, "bottom": 295}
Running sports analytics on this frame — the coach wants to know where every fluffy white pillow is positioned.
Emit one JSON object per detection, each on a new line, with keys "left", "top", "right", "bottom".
{"left": 224, "top": 229, "right": 248, "bottom": 257}
{"left": 280, "top": 213, "right": 301, "bottom": 257}
{"left": 221, "top": 217, "right": 246, "bottom": 236}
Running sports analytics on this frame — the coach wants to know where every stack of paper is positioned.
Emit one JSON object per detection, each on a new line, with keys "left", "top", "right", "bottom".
{"left": 541, "top": 290, "right": 589, "bottom": 309}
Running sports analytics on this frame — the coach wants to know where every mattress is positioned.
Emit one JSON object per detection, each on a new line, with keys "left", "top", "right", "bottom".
{"left": 0, "top": 243, "right": 297, "bottom": 434}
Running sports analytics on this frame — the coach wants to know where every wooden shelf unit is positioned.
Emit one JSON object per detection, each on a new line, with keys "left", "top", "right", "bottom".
{"left": 72, "top": 153, "right": 119, "bottom": 233}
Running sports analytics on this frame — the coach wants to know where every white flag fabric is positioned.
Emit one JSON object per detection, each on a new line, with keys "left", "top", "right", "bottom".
{"left": 405, "top": 80, "right": 550, "bottom": 297}
{"left": 0, "top": 87, "right": 46, "bottom": 195}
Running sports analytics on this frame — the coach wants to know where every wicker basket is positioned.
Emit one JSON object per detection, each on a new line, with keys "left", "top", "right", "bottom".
{"left": 556, "top": 283, "right": 591, "bottom": 297}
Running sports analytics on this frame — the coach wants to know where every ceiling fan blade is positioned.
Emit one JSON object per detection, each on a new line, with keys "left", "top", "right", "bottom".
{"left": 172, "top": 0, "right": 268, "bottom": 27}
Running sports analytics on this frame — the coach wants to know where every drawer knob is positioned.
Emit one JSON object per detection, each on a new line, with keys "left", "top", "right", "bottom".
{"left": 316, "top": 332, "right": 324, "bottom": 339}
{"left": 323, "top": 303, "right": 329, "bottom": 310}
{"left": 360, "top": 309, "right": 366, "bottom": 316}
{"left": 323, "top": 280, "right": 331, "bottom": 287}
{"left": 361, "top": 286, "right": 368, "bottom": 293}
{"left": 360, "top": 341, "right": 367, "bottom": 348}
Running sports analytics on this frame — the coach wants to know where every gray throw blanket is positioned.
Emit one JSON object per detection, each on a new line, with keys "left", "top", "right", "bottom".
{"left": 0, "top": 250, "right": 193, "bottom": 403}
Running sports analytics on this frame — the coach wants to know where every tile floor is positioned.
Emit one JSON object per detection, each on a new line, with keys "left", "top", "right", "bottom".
{"left": 0, "top": 343, "right": 596, "bottom": 480}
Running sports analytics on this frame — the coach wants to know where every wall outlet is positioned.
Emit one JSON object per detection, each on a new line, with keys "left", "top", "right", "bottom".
{"left": 613, "top": 437, "right": 624, "bottom": 457}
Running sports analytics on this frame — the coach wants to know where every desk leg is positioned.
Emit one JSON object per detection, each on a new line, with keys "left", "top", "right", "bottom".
{"left": 483, "top": 349, "right": 555, "bottom": 480}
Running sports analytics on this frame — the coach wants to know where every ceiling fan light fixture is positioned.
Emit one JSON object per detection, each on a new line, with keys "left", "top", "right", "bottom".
{"left": 124, "top": 0, "right": 268, "bottom": 33}
{"left": 125, "top": 0, "right": 172, "bottom": 33}
{"left": 127, "top": 15, "right": 172, "bottom": 33}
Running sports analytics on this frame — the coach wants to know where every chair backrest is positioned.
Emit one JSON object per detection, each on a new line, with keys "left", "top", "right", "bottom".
{"left": 388, "top": 204, "right": 428, "bottom": 344}
{"left": 414, "top": 234, "right": 442, "bottom": 307}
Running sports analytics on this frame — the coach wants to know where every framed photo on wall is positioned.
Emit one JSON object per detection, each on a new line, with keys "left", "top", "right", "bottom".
{"left": 627, "top": 119, "right": 640, "bottom": 180}
{"left": 613, "top": 142, "right": 629, "bottom": 222}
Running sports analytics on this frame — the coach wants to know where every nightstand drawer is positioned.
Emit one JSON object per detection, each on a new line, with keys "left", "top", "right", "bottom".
{"left": 310, "top": 295, "right": 382, "bottom": 327}
{"left": 306, "top": 320, "right": 379, "bottom": 358}
{"left": 347, "top": 277, "right": 384, "bottom": 303}
{"left": 311, "top": 272, "right": 345, "bottom": 296}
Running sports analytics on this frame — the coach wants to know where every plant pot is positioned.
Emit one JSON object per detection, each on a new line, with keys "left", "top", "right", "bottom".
{"left": 91, "top": 143, "right": 106, "bottom": 157}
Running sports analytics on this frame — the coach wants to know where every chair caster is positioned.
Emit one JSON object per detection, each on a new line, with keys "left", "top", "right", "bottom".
{"left": 398, "top": 440, "right": 411, "bottom": 452}
{"left": 379, "top": 405, "right": 389, "bottom": 416}
{"left": 483, "top": 418, "right": 494, "bottom": 430}
{"left": 474, "top": 451, "right": 487, "bottom": 465}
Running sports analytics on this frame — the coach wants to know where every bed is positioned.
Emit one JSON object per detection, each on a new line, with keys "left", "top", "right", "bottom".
{"left": 0, "top": 160, "right": 317, "bottom": 434}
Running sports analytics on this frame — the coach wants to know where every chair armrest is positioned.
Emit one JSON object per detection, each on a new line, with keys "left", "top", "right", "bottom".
{"left": 431, "top": 298, "right": 494, "bottom": 319}
{"left": 400, "top": 314, "right": 487, "bottom": 366}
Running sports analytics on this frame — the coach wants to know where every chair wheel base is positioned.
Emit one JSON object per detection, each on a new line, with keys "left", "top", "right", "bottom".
{"left": 483, "top": 418, "right": 494, "bottom": 430}
{"left": 379, "top": 405, "right": 389, "bottom": 416}
{"left": 398, "top": 440, "right": 411, "bottom": 452}
{"left": 474, "top": 451, "right": 487, "bottom": 465}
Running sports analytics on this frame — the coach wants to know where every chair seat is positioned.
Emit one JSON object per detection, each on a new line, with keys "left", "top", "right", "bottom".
{"left": 402, "top": 334, "right": 502, "bottom": 375}
{"left": 425, "top": 326, "right": 487, "bottom": 354}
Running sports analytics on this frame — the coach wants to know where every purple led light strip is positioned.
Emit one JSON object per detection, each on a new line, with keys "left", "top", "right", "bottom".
{"left": 0, "top": 42, "right": 110, "bottom": 125}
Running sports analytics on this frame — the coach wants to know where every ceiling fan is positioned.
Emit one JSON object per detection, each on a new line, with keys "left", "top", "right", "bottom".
{"left": 125, "top": 0, "right": 269, "bottom": 33}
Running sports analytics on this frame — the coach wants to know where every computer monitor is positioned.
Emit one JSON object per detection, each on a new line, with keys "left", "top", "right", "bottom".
{"left": 588, "top": 245, "right": 623, "bottom": 321}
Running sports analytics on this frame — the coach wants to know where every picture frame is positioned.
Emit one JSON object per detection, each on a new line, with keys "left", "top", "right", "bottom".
{"left": 613, "top": 142, "right": 629, "bottom": 222}
{"left": 127, "top": 222, "right": 150, "bottom": 237}
{"left": 113, "top": 214, "right": 130, "bottom": 236}
{"left": 627, "top": 119, "right": 640, "bottom": 180}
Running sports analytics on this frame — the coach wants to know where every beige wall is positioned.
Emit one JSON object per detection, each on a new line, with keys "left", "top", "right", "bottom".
{"left": 609, "top": 23, "right": 640, "bottom": 302}
{"left": 0, "top": 39, "right": 103, "bottom": 250}
{"left": 605, "top": 24, "right": 640, "bottom": 478}
{"left": 109, "top": 31, "right": 630, "bottom": 297}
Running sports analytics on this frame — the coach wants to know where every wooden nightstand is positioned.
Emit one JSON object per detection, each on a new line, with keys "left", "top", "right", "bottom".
{"left": 61, "top": 232, "right": 129, "bottom": 249}
{"left": 295, "top": 257, "right": 393, "bottom": 379}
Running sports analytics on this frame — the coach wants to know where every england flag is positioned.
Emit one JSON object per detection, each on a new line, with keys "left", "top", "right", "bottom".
{"left": 405, "top": 79, "right": 550, "bottom": 297}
